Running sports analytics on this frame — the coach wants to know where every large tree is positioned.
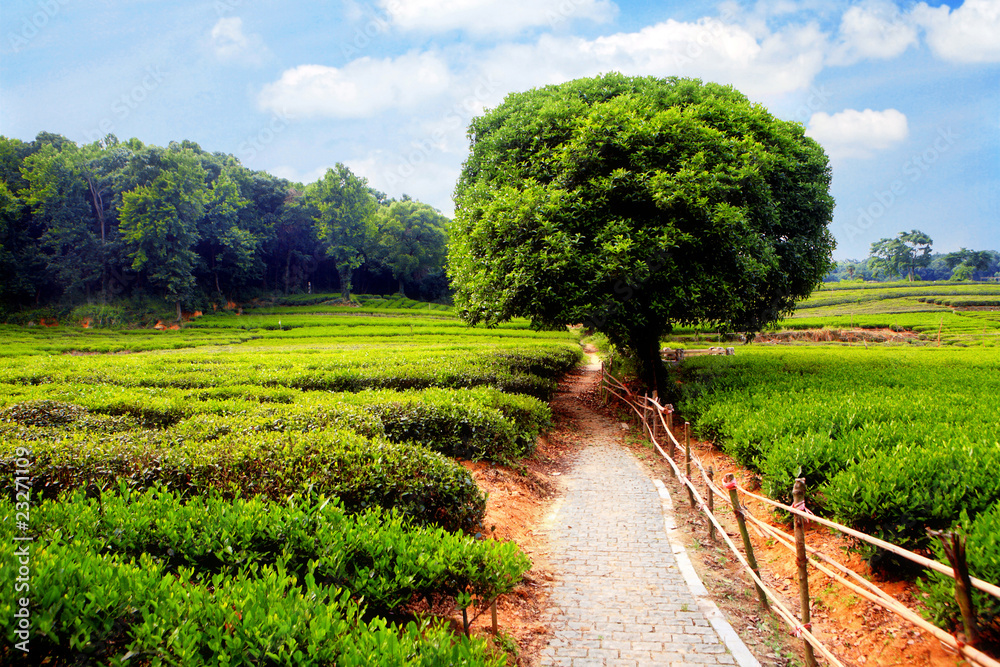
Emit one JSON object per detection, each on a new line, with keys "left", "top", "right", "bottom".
{"left": 372, "top": 198, "right": 449, "bottom": 295}
{"left": 119, "top": 149, "right": 208, "bottom": 320}
{"left": 308, "top": 164, "right": 377, "bottom": 302}
{"left": 449, "top": 74, "right": 835, "bottom": 395}
{"left": 869, "top": 230, "right": 933, "bottom": 281}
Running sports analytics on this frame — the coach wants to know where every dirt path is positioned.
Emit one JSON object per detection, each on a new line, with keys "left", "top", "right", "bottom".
{"left": 524, "top": 356, "right": 757, "bottom": 666}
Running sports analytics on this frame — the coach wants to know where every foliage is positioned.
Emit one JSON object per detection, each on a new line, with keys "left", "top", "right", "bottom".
{"left": 1, "top": 428, "right": 487, "bottom": 533}
{"left": 372, "top": 198, "right": 449, "bottom": 295}
{"left": 308, "top": 164, "right": 378, "bottom": 302}
{"left": 677, "top": 347, "right": 1000, "bottom": 559}
{"left": 869, "top": 230, "right": 933, "bottom": 281}
{"left": 0, "top": 532, "right": 504, "bottom": 665}
{"left": 0, "top": 307, "right": 573, "bottom": 662}
{"left": 917, "top": 505, "right": 1000, "bottom": 633}
{"left": 449, "top": 74, "right": 835, "bottom": 395}
{"left": 0, "top": 132, "right": 452, "bottom": 315}
{"left": 9, "top": 488, "right": 529, "bottom": 615}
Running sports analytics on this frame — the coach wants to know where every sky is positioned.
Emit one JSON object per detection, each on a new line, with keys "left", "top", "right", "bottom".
{"left": 1, "top": 0, "right": 997, "bottom": 260}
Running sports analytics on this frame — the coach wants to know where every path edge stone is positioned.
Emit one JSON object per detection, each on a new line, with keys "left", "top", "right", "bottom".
{"left": 653, "top": 478, "right": 763, "bottom": 667}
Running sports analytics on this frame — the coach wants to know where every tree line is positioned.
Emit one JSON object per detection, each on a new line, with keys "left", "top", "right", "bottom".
{"left": 827, "top": 230, "right": 999, "bottom": 283}
{"left": 0, "top": 132, "right": 450, "bottom": 319}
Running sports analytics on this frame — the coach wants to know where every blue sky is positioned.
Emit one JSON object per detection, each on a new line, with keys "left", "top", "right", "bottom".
{"left": 2, "top": 0, "right": 997, "bottom": 260}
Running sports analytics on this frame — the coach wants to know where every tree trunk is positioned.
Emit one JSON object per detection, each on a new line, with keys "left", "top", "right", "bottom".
{"left": 398, "top": 276, "right": 405, "bottom": 296}
{"left": 283, "top": 249, "right": 292, "bottom": 296}
{"left": 339, "top": 266, "right": 353, "bottom": 302}
{"left": 630, "top": 327, "right": 668, "bottom": 398}
{"left": 175, "top": 299, "right": 182, "bottom": 323}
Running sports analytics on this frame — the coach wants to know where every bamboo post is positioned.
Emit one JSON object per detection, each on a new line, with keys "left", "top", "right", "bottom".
{"left": 725, "top": 473, "right": 769, "bottom": 610}
{"left": 930, "top": 529, "right": 979, "bottom": 646}
{"left": 793, "top": 478, "right": 818, "bottom": 667}
{"left": 667, "top": 409, "right": 676, "bottom": 460}
{"left": 491, "top": 599, "right": 498, "bottom": 634}
{"left": 685, "top": 421, "right": 695, "bottom": 507}
{"left": 707, "top": 466, "right": 717, "bottom": 542}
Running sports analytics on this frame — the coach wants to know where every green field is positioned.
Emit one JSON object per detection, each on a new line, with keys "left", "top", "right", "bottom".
{"left": 673, "top": 283, "right": 1000, "bottom": 634}
{"left": 0, "top": 303, "right": 581, "bottom": 665}
{"left": 784, "top": 280, "right": 1000, "bottom": 345}
{"left": 666, "top": 280, "right": 1000, "bottom": 346}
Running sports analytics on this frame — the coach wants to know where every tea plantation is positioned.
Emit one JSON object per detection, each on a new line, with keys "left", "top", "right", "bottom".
{"left": 672, "top": 281, "right": 1000, "bottom": 634}
{"left": 0, "top": 299, "right": 581, "bottom": 665}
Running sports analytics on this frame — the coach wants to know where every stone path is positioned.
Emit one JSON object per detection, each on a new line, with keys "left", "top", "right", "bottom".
{"left": 538, "top": 363, "right": 757, "bottom": 667}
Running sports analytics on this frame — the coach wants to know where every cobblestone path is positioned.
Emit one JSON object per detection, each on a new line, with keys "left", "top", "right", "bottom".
{"left": 539, "top": 362, "right": 756, "bottom": 667}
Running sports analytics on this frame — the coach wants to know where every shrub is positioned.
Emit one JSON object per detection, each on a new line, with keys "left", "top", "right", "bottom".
{"left": 918, "top": 503, "right": 1000, "bottom": 634}
{"left": 0, "top": 429, "right": 486, "bottom": 533}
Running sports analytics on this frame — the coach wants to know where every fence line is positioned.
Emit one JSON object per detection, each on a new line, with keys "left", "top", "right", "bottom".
{"left": 599, "top": 362, "right": 1000, "bottom": 667}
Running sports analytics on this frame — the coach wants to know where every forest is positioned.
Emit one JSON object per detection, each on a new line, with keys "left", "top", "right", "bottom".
{"left": 827, "top": 229, "right": 1000, "bottom": 283}
{"left": 0, "top": 132, "right": 450, "bottom": 322}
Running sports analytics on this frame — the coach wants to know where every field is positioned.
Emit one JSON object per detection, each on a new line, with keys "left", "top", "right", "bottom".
{"left": 668, "top": 280, "right": 1000, "bottom": 346}
{"left": 783, "top": 280, "right": 1000, "bottom": 344}
{"left": 672, "top": 281, "right": 1000, "bottom": 634}
{"left": 0, "top": 297, "right": 581, "bottom": 665}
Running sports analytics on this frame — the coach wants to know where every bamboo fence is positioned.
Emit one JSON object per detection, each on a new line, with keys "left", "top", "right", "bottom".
{"left": 599, "top": 362, "right": 1000, "bottom": 667}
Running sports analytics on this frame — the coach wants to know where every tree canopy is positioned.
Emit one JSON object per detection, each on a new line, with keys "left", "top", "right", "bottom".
{"left": 0, "top": 133, "right": 452, "bottom": 317}
{"left": 449, "top": 74, "right": 835, "bottom": 394}
{"left": 869, "top": 230, "right": 933, "bottom": 282}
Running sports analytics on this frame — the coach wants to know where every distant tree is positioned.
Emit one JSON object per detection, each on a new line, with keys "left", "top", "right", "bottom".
{"left": 197, "top": 164, "right": 255, "bottom": 300}
{"left": 899, "top": 230, "right": 933, "bottom": 280}
{"left": 869, "top": 230, "right": 933, "bottom": 281}
{"left": 944, "top": 248, "right": 992, "bottom": 281}
{"left": 20, "top": 141, "right": 103, "bottom": 300}
{"left": 308, "top": 164, "right": 377, "bottom": 302}
{"left": 449, "top": 74, "right": 835, "bottom": 395}
{"left": 119, "top": 149, "right": 208, "bottom": 320}
{"left": 0, "top": 137, "right": 44, "bottom": 307}
{"left": 372, "top": 199, "right": 448, "bottom": 295}
{"left": 271, "top": 189, "right": 319, "bottom": 295}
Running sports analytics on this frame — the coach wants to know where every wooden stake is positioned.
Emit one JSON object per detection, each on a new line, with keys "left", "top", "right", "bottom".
{"left": 793, "top": 478, "right": 818, "bottom": 667}
{"left": 462, "top": 607, "right": 470, "bottom": 636}
{"left": 667, "top": 413, "right": 676, "bottom": 460}
{"left": 707, "top": 466, "right": 717, "bottom": 542}
{"left": 685, "top": 422, "right": 695, "bottom": 507}
{"left": 491, "top": 599, "right": 498, "bottom": 634}
{"left": 930, "top": 529, "right": 979, "bottom": 646}
{"left": 725, "top": 474, "right": 769, "bottom": 610}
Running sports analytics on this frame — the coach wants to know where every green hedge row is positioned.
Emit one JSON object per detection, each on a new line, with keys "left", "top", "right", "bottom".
{"left": 10, "top": 487, "right": 529, "bottom": 616}
{"left": 1, "top": 383, "right": 552, "bottom": 463}
{"left": 1, "top": 429, "right": 486, "bottom": 533}
{"left": 0, "top": 346, "right": 581, "bottom": 402}
{"left": 0, "top": 540, "right": 502, "bottom": 666}
{"left": 678, "top": 348, "right": 1000, "bottom": 560}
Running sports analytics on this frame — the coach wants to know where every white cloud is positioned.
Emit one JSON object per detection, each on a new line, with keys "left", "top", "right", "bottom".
{"left": 806, "top": 108, "right": 909, "bottom": 158}
{"left": 210, "top": 17, "right": 269, "bottom": 65}
{"left": 829, "top": 1, "right": 917, "bottom": 65}
{"left": 258, "top": 52, "right": 452, "bottom": 118}
{"left": 913, "top": 0, "right": 1000, "bottom": 63}
{"left": 475, "top": 17, "right": 828, "bottom": 100}
{"left": 347, "top": 151, "right": 459, "bottom": 215}
{"left": 379, "top": 0, "right": 616, "bottom": 35}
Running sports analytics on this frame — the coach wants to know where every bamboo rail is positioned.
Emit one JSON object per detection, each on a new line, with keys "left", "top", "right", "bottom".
{"left": 599, "top": 363, "right": 1000, "bottom": 667}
